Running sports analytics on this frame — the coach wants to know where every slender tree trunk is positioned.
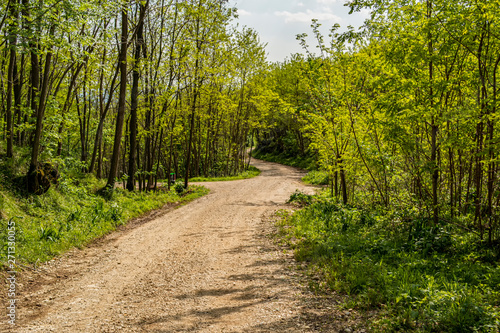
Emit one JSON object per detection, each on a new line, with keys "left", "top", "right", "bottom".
{"left": 338, "top": 157, "right": 348, "bottom": 204}
{"left": 246, "top": 130, "right": 254, "bottom": 169}
{"left": 5, "top": 0, "right": 18, "bottom": 158}
{"left": 58, "top": 63, "right": 85, "bottom": 156}
{"left": 154, "top": 128, "right": 163, "bottom": 191}
{"left": 97, "top": 139, "right": 103, "bottom": 178}
{"left": 105, "top": 7, "right": 128, "bottom": 190}
{"left": 458, "top": 147, "right": 464, "bottom": 212}
{"left": 185, "top": 66, "right": 199, "bottom": 189}
{"left": 475, "top": 30, "right": 487, "bottom": 238}
{"left": 27, "top": 24, "right": 55, "bottom": 192}
{"left": 89, "top": 52, "right": 120, "bottom": 174}
{"left": 127, "top": 1, "right": 146, "bottom": 191}
{"left": 486, "top": 55, "right": 499, "bottom": 219}
{"left": 475, "top": 121, "right": 484, "bottom": 238}
{"left": 14, "top": 56, "right": 23, "bottom": 146}
{"left": 428, "top": 0, "right": 439, "bottom": 225}
{"left": 448, "top": 138, "right": 455, "bottom": 218}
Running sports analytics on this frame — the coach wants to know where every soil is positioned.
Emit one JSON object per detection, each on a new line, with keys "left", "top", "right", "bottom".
{"left": 2, "top": 159, "right": 368, "bottom": 332}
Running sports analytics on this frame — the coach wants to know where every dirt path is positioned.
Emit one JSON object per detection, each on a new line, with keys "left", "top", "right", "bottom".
{"left": 4, "top": 159, "right": 358, "bottom": 332}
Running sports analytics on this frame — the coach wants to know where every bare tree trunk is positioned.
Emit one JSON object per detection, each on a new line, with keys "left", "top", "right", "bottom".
{"left": 338, "top": 157, "right": 348, "bottom": 204}
{"left": 127, "top": 1, "right": 146, "bottom": 191}
{"left": 105, "top": 7, "right": 128, "bottom": 190}
{"left": 89, "top": 51, "right": 120, "bottom": 174}
{"left": 27, "top": 24, "right": 55, "bottom": 193}
{"left": 5, "top": 0, "right": 18, "bottom": 158}
{"left": 428, "top": 0, "right": 439, "bottom": 225}
{"left": 58, "top": 63, "right": 85, "bottom": 156}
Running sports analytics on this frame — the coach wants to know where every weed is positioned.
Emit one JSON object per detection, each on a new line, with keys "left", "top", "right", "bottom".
{"left": 302, "top": 170, "right": 329, "bottom": 185}
{"left": 288, "top": 190, "right": 314, "bottom": 206}
{"left": 277, "top": 194, "right": 500, "bottom": 332}
{"left": 0, "top": 171, "right": 209, "bottom": 265}
{"left": 181, "top": 166, "right": 261, "bottom": 182}
{"left": 174, "top": 181, "right": 185, "bottom": 195}
{"left": 38, "top": 225, "right": 61, "bottom": 242}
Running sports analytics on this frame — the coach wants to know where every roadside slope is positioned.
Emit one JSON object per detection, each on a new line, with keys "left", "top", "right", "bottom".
{"left": 9, "top": 159, "right": 320, "bottom": 332}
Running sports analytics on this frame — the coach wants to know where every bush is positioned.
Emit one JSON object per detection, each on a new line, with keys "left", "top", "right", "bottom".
{"left": 302, "top": 170, "right": 329, "bottom": 185}
{"left": 277, "top": 195, "right": 500, "bottom": 332}
{"left": 0, "top": 172, "right": 209, "bottom": 265}
{"left": 173, "top": 181, "right": 185, "bottom": 195}
{"left": 288, "top": 190, "right": 314, "bottom": 206}
{"left": 252, "top": 149, "right": 317, "bottom": 170}
{"left": 187, "top": 165, "right": 261, "bottom": 182}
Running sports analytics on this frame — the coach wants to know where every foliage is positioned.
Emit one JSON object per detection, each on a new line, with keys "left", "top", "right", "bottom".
{"left": 173, "top": 181, "right": 185, "bottom": 195}
{"left": 262, "top": 0, "right": 500, "bottom": 241}
{"left": 287, "top": 190, "right": 314, "bottom": 207}
{"left": 0, "top": 166, "right": 208, "bottom": 265}
{"left": 253, "top": 150, "right": 317, "bottom": 171}
{"left": 188, "top": 166, "right": 261, "bottom": 182}
{"left": 302, "top": 170, "right": 329, "bottom": 185}
{"left": 278, "top": 192, "right": 500, "bottom": 332}
{"left": 0, "top": 0, "right": 270, "bottom": 195}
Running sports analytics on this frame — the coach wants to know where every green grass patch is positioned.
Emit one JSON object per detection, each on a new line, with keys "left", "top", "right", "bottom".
{"left": 302, "top": 170, "right": 330, "bottom": 185}
{"left": 253, "top": 150, "right": 317, "bottom": 170}
{"left": 176, "top": 166, "right": 261, "bottom": 182}
{"left": 279, "top": 192, "right": 500, "bottom": 332}
{"left": 0, "top": 175, "right": 208, "bottom": 266}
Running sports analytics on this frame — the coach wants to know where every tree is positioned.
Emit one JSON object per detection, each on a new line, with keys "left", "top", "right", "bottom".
{"left": 105, "top": 4, "right": 129, "bottom": 190}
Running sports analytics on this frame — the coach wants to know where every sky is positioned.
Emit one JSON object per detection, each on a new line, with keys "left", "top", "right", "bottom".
{"left": 228, "top": 0, "right": 371, "bottom": 63}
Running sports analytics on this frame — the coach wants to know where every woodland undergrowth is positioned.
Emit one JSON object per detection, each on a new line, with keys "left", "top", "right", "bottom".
{"left": 279, "top": 190, "right": 500, "bottom": 332}
{"left": 0, "top": 153, "right": 208, "bottom": 266}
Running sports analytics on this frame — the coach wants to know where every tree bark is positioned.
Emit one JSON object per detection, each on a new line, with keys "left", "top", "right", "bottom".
{"left": 27, "top": 24, "right": 56, "bottom": 193}
{"left": 427, "top": 0, "right": 439, "bottom": 225}
{"left": 127, "top": 1, "right": 146, "bottom": 191}
{"left": 105, "top": 7, "right": 128, "bottom": 190}
{"left": 5, "top": 0, "right": 18, "bottom": 158}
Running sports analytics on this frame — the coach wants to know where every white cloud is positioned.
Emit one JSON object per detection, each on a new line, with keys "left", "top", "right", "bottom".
{"left": 237, "top": 9, "right": 252, "bottom": 16}
{"left": 359, "top": 8, "right": 372, "bottom": 20}
{"left": 316, "top": 0, "right": 339, "bottom": 4}
{"left": 297, "top": 2, "right": 305, "bottom": 6}
{"left": 275, "top": 9, "right": 342, "bottom": 23}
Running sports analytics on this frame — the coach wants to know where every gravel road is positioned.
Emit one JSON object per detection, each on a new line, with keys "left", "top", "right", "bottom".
{"left": 5, "top": 159, "right": 345, "bottom": 333}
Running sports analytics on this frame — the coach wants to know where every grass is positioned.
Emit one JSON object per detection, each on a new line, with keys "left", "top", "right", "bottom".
{"left": 0, "top": 174, "right": 208, "bottom": 266}
{"left": 252, "top": 150, "right": 328, "bottom": 186}
{"left": 175, "top": 165, "right": 261, "bottom": 182}
{"left": 252, "top": 150, "right": 317, "bottom": 170}
{"left": 278, "top": 191, "right": 500, "bottom": 332}
{"left": 302, "top": 170, "right": 329, "bottom": 185}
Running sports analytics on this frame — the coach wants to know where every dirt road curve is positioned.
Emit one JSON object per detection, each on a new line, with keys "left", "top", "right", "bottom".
{"left": 7, "top": 159, "right": 334, "bottom": 333}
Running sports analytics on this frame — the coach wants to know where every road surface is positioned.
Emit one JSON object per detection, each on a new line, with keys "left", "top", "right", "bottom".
{"left": 8, "top": 159, "right": 344, "bottom": 333}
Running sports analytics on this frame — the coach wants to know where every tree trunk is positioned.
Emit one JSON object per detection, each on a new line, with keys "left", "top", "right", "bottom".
{"left": 427, "top": 0, "right": 439, "bottom": 225}
{"left": 127, "top": 2, "right": 146, "bottom": 191}
{"left": 89, "top": 52, "right": 120, "bottom": 174}
{"left": 185, "top": 66, "right": 199, "bottom": 189}
{"left": 339, "top": 157, "right": 348, "bottom": 204}
{"left": 27, "top": 24, "right": 55, "bottom": 193}
{"left": 5, "top": 0, "right": 18, "bottom": 158}
{"left": 105, "top": 7, "right": 128, "bottom": 190}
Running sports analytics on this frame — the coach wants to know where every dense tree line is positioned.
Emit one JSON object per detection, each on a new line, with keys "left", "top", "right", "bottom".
{"left": 259, "top": 0, "right": 500, "bottom": 246}
{"left": 0, "top": 0, "right": 267, "bottom": 193}
{"left": 4, "top": 0, "right": 499, "bottom": 247}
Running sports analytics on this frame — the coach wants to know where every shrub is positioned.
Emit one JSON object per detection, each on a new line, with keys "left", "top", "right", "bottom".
{"left": 288, "top": 190, "right": 313, "bottom": 206}
{"left": 277, "top": 194, "right": 500, "bottom": 332}
{"left": 302, "top": 170, "right": 329, "bottom": 185}
{"left": 174, "top": 181, "right": 185, "bottom": 195}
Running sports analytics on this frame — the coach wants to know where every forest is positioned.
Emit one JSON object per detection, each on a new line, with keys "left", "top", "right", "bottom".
{"left": 1, "top": 0, "right": 500, "bottom": 331}
{"left": 0, "top": 0, "right": 266, "bottom": 194}
{"left": 254, "top": 0, "right": 500, "bottom": 331}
